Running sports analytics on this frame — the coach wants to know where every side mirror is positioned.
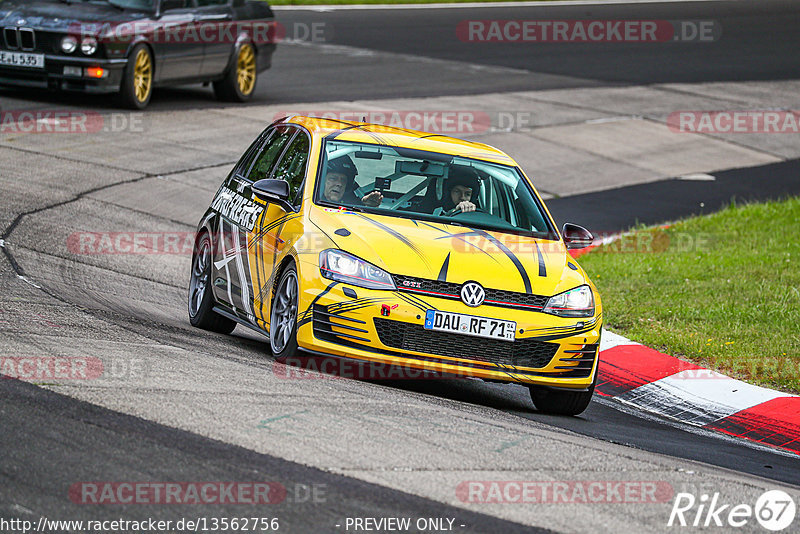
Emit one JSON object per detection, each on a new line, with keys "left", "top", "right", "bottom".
{"left": 562, "top": 223, "right": 594, "bottom": 250}
{"left": 252, "top": 179, "right": 294, "bottom": 212}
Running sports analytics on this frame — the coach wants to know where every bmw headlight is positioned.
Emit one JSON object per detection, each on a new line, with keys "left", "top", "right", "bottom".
{"left": 81, "top": 36, "right": 98, "bottom": 56}
{"left": 543, "top": 285, "right": 595, "bottom": 318}
{"left": 319, "top": 249, "right": 396, "bottom": 290}
{"left": 61, "top": 36, "right": 78, "bottom": 54}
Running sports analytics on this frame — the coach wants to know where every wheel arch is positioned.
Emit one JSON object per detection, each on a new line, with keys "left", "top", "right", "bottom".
{"left": 222, "top": 33, "right": 257, "bottom": 75}
{"left": 124, "top": 39, "right": 157, "bottom": 76}
{"left": 272, "top": 252, "right": 298, "bottom": 303}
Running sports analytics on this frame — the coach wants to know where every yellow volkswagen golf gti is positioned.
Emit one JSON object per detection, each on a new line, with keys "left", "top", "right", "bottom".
{"left": 189, "top": 116, "right": 601, "bottom": 415}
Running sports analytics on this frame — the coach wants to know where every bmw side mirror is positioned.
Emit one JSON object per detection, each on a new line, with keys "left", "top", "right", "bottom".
{"left": 562, "top": 223, "right": 594, "bottom": 250}
{"left": 252, "top": 179, "right": 294, "bottom": 212}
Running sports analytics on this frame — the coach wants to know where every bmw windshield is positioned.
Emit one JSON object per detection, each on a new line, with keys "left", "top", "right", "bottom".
{"left": 315, "top": 140, "right": 558, "bottom": 239}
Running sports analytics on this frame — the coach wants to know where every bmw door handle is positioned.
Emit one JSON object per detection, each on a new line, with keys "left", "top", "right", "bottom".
{"left": 196, "top": 14, "right": 233, "bottom": 22}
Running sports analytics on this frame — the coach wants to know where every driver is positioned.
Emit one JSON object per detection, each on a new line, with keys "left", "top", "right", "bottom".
{"left": 322, "top": 155, "right": 382, "bottom": 207}
{"left": 437, "top": 165, "right": 480, "bottom": 215}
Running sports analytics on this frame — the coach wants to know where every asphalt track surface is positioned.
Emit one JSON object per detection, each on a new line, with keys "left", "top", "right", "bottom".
{"left": 0, "top": 0, "right": 798, "bottom": 111}
{"left": 0, "top": 378, "right": 540, "bottom": 533}
{"left": 546, "top": 158, "right": 800, "bottom": 233}
{"left": 2, "top": 1, "right": 800, "bottom": 532}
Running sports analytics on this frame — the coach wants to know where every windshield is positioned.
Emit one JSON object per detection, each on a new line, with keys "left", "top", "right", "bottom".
{"left": 315, "top": 140, "right": 557, "bottom": 238}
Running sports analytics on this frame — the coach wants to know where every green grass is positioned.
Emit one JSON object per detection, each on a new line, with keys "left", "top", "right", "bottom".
{"left": 269, "top": 0, "right": 554, "bottom": 5}
{"left": 579, "top": 197, "right": 800, "bottom": 393}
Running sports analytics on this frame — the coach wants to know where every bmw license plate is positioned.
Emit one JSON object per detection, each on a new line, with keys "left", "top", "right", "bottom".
{"left": 0, "top": 50, "right": 44, "bottom": 68}
{"left": 424, "top": 310, "right": 516, "bottom": 342}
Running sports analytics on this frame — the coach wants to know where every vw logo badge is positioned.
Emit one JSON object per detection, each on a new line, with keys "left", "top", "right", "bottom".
{"left": 460, "top": 282, "right": 485, "bottom": 307}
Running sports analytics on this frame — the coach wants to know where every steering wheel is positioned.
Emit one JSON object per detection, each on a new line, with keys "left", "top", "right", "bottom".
{"left": 443, "top": 206, "right": 489, "bottom": 217}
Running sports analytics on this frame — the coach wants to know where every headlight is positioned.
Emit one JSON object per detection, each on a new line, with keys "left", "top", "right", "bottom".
{"left": 543, "top": 285, "right": 595, "bottom": 318}
{"left": 81, "top": 37, "right": 98, "bottom": 56}
{"left": 319, "top": 249, "right": 396, "bottom": 290}
{"left": 61, "top": 36, "right": 78, "bottom": 54}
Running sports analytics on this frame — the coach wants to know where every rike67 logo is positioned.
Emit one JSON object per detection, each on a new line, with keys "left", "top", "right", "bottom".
{"left": 668, "top": 490, "right": 796, "bottom": 531}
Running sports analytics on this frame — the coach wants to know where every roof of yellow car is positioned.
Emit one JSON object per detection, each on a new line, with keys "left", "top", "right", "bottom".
{"left": 281, "top": 115, "right": 518, "bottom": 166}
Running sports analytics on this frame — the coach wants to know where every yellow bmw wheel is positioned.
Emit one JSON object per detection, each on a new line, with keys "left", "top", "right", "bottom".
{"left": 236, "top": 44, "right": 256, "bottom": 96}
{"left": 120, "top": 44, "right": 153, "bottom": 110}
{"left": 133, "top": 48, "right": 153, "bottom": 104}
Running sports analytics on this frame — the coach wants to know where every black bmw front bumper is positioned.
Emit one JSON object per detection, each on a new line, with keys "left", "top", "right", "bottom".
{"left": 0, "top": 53, "right": 127, "bottom": 94}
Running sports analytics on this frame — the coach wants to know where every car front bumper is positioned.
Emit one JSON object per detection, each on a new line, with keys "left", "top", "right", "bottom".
{"left": 0, "top": 53, "right": 126, "bottom": 94}
{"left": 294, "top": 261, "right": 602, "bottom": 390}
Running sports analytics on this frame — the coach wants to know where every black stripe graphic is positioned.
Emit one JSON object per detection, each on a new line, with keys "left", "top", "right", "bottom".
{"left": 469, "top": 228, "right": 532, "bottom": 294}
{"left": 419, "top": 222, "right": 501, "bottom": 264}
{"left": 535, "top": 242, "right": 547, "bottom": 278}
{"left": 252, "top": 211, "right": 266, "bottom": 326}
{"left": 437, "top": 253, "right": 450, "bottom": 282}
{"left": 298, "top": 282, "right": 339, "bottom": 327}
{"left": 355, "top": 214, "right": 431, "bottom": 269}
{"left": 397, "top": 292, "right": 436, "bottom": 312}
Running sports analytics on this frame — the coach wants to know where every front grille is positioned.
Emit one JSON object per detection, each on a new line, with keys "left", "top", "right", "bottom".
{"left": 19, "top": 28, "right": 35, "bottom": 51}
{"left": 393, "top": 275, "right": 549, "bottom": 310}
{"left": 374, "top": 317, "right": 558, "bottom": 369}
{"left": 4, "top": 28, "right": 18, "bottom": 49}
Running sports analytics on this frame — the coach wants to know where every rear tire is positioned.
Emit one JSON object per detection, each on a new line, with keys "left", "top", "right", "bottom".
{"left": 119, "top": 44, "right": 153, "bottom": 110}
{"left": 213, "top": 42, "right": 257, "bottom": 102}
{"left": 188, "top": 232, "right": 236, "bottom": 334}
{"left": 528, "top": 378, "right": 595, "bottom": 416}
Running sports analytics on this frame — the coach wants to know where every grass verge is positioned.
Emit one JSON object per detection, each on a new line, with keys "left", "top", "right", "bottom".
{"left": 579, "top": 197, "right": 800, "bottom": 394}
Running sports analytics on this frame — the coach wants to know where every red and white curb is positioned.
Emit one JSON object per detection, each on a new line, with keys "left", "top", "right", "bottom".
{"left": 597, "top": 330, "right": 800, "bottom": 455}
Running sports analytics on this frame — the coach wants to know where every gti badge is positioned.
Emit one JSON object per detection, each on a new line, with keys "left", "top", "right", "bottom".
{"left": 460, "top": 281, "right": 485, "bottom": 307}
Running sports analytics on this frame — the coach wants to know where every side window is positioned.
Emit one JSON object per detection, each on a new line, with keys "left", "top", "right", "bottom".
{"left": 271, "top": 132, "right": 310, "bottom": 206}
{"left": 162, "top": 0, "right": 191, "bottom": 10}
{"left": 233, "top": 129, "right": 271, "bottom": 178}
{"left": 196, "top": 0, "right": 229, "bottom": 5}
{"left": 245, "top": 127, "right": 294, "bottom": 182}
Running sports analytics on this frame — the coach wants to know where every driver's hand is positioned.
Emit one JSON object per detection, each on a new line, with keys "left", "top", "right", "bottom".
{"left": 362, "top": 191, "right": 383, "bottom": 207}
{"left": 457, "top": 201, "right": 476, "bottom": 213}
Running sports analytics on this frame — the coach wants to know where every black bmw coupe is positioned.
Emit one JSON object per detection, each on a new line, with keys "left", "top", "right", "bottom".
{"left": 0, "top": 0, "right": 277, "bottom": 108}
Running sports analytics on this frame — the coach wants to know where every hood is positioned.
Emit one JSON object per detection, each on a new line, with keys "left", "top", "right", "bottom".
{"left": 310, "top": 207, "right": 586, "bottom": 297}
{"left": 0, "top": 1, "right": 151, "bottom": 30}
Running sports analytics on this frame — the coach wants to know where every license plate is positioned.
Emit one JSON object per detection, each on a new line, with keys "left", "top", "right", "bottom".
{"left": 0, "top": 50, "right": 44, "bottom": 69}
{"left": 424, "top": 310, "right": 516, "bottom": 342}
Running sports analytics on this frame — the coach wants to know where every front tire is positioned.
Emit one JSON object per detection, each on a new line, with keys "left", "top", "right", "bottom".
{"left": 528, "top": 379, "right": 595, "bottom": 416}
{"left": 213, "top": 42, "right": 257, "bottom": 102}
{"left": 119, "top": 44, "right": 153, "bottom": 110}
{"left": 269, "top": 265, "right": 299, "bottom": 358}
{"left": 188, "top": 232, "right": 236, "bottom": 334}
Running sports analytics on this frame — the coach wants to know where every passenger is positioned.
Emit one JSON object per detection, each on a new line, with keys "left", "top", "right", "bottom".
{"left": 321, "top": 156, "right": 382, "bottom": 207}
